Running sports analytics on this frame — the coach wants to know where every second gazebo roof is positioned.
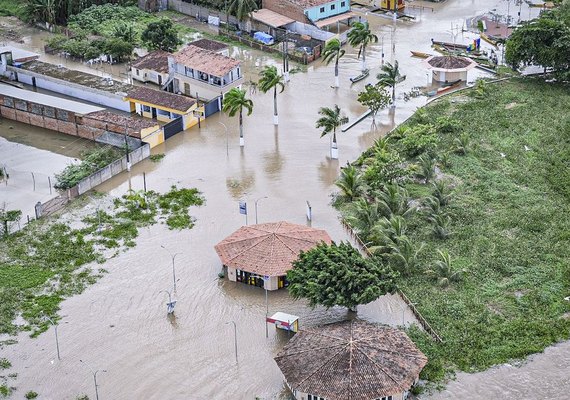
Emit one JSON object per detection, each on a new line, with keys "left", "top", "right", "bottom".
{"left": 214, "top": 221, "right": 332, "bottom": 277}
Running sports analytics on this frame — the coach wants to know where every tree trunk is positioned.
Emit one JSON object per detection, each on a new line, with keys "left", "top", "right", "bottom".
{"left": 361, "top": 45, "right": 367, "bottom": 72}
{"left": 273, "top": 86, "right": 278, "bottom": 125}
{"left": 392, "top": 84, "right": 396, "bottom": 107}
{"left": 334, "top": 58, "right": 340, "bottom": 88}
{"left": 331, "top": 129, "right": 338, "bottom": 159}
{"left": 239, "top": 109, "right": 244, "bottom": 147}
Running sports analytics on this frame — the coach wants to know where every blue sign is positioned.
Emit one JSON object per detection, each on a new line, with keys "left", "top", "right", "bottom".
{"left": 239, "top": 201, "right": 247, "bottom": 215}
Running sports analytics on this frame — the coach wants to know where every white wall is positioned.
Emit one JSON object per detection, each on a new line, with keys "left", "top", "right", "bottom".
{"left": 8, "top": 67, "right": 131, "bottom": 112}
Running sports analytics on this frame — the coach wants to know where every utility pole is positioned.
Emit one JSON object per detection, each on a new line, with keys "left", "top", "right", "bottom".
{"left": 44, "top": 315, "right": 61, "bottom": 361}
{"left": 80, "top": 360, "right": 106, "bottom": 400}
{"left": 124, "top": 121, "right": 131, "bottom": 172}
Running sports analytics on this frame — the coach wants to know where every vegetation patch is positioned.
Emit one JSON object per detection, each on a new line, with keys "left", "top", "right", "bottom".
{"left": 0, "top": 186, "right": 203, "bottom": 337}
{"left": 335, "top": 78, "right": 570, "bottom": 382}
{"left": 54, "top": 146, "right": 121, "bottom": 190}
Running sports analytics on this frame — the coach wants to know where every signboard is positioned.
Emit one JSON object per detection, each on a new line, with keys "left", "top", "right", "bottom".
{"left": 208, "top": 16, "right": 220, "bottom": 26}
{"left": 239, "top": 201, "right": 247, "bottom": 215}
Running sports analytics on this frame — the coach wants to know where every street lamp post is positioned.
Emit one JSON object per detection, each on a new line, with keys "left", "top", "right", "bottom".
{"left": 80, "top": 360, "right": 106, "bottom": 400}
{"left": 254, "top": 196, "right": 268, "bottom": 224}
{"left": 44, "top": 315, "right": 60, "bottom": 361}
{"left": 161, "top": 245, "right": 180, "bottom": 292}
{"left": 218, "top": 121, "right": 229, "bottom": 157}
{"left": 160, "top": 289, "right": 176, "bottom": 314}
{"left": 226, "top": 320, "right": 238, "bottom": 363}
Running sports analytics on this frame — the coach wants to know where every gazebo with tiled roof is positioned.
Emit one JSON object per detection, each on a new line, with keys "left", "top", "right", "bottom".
{"left": 274, "top": 319, "right": 428, "bottom": 400}
{"left": 423, "top": 55, "right": 477, "bottom": 83}
{"left": 214, "top": 221, "right": 332, "bottom": 290}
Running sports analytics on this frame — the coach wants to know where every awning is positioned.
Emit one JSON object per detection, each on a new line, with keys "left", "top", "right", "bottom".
{"left": 251, "top": 9, "right": 295, "bottom": 28}
{"left": 315, "top": 11, "right": 356, "bottom": 28}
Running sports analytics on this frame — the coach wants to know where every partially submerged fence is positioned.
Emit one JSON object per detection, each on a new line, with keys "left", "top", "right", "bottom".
{"left": 35, "top": 143, "right": 150, "bottom": 218}
{"left": 339, "top": 217, "right": 444, "bottom": 343}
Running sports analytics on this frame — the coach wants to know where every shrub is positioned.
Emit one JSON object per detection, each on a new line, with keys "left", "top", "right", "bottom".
{"left": 25, "top": 391, "right": 39, "bottom": 399}
{"left": 55, "top": 147, "right": 121, "bottom": 190}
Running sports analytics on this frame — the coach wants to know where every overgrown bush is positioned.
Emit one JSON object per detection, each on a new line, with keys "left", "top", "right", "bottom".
{"left": 55, "top": 146, "right": 121, "bottom": 190}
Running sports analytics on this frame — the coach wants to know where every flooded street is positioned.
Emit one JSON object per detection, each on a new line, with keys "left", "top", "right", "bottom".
{"left": 1, "top": 1, "right": 565, "bottom": 399}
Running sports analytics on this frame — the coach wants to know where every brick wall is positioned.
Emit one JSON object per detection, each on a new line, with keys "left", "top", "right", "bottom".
{"left": 0, "top": 95, "right": 142, "bottom": 141}
{"left": 263, "top": 0, "right": 309, "bottom": 23}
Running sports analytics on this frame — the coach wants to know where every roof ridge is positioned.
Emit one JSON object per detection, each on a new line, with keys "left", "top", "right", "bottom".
{"left": 353, "top": 341, "right": 400, "bottom": 386}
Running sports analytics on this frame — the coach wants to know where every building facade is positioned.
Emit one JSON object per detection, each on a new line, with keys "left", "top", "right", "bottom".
{"left": 263, "top": 0, "right": 351, "bottom": 23}
{"left": 167, "top": 44, "right": 243, "bottom": 102}
{"left": 130, "top": 50, "right": 170, "bottom": 86}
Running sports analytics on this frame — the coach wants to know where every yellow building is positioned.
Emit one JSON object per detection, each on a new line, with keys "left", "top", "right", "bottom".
{"left": 380, "top": 0, "right": 405, "bottom": 11}
{"left": 125, "top": 86, "right": 203, "bottom": 146}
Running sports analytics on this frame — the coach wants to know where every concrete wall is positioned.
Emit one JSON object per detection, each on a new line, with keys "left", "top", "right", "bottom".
{"left": 293, "top": 389, "right": 405, "bottom": 400}
{"left": 76, "top": 143, "right": 150, "bottom": 195}
{"left": 7, "top": 66, "right": 131, "bottom": 112}
{"left": 131, "top": 66, "right": 168, "bottom": 86}
{"left": 432, "top": 70, "right": 468, "bottom": 83}
{"left": 168, "top": 0, "right": 240, "bottom": 26}
{"left": 226, "top": 267, "right": 281, "bottom": 291}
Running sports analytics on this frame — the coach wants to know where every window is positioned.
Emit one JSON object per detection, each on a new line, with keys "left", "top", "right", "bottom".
{"left": 142, "top": 105, "right": 151, "bottom": 112}
{"left": 320, "top": 7, "right": 325, "bottom": 12}
{"left": 341, "top": 1, "right": 346, "bottom": 6}
{"left": 308, "top": 395, "right": 326, "bottom": 400}
{"left": 135, "top": 68, "right": 140, "bottom": 76}
{"left": 330, "top": 4, "right": 335, "bottom": 10}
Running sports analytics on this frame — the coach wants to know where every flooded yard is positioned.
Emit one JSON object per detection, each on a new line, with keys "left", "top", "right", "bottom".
{"left": 2, "top": 1, "right": 566, "bottom": 399}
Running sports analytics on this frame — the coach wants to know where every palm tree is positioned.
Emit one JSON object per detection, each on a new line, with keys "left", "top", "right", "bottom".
{"left": 387, "top": 236, "right": 424, "bottom": 276}
{"left": 345, "top": 198, "right": 386, "bottom": 241}
{"left": 347, "top": 21, "right": 378, "bottom": 72}
{"left": 257, "top": 65, "right": 285, "bottom": 126}
{"left": 376, "top": 61, "right": 406, "bottom": 105}
{"left": 369, "top": 215, "right": 407, "bottom": 254}
{"left": 335, "top": 163, "right": 364, "bottom": 203}
{"left": 222, "top": 88, "right": 253, "bottom": 147}
{"left": 316, "top": 104, "right": 348, "bottom": 160}
{"left": 26, "top": 0, "right": 57, "bottom": 27}
{"left": 425, "top": 250, "right": 467, "bottom": 287}
{"left": 227, "top": 0, "right": 258, "bottom": 27}
{"left": 322, "top": 38, "right": 345, "bottom": 88}
{"left": 375, "top": 184, "right": 414, "bottom": 218}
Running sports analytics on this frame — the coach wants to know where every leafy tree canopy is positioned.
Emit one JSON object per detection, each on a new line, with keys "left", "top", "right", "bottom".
{"left": 287, "top": 242, "right": 398, "bottom": 311}
{"left": 141, "top": 18, "right": 181, "bottom": 52}
{"left": 506, "top": 1, "right": 570, "bottom": 77}
{"left": 357, "top": 84, "right": 391, "bottom": 119}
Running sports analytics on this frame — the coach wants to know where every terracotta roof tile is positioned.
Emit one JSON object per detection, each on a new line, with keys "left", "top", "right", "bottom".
{"left": 274, "top": 320, "right": 428, "bottom": 400}
{"left": 214, "top": 221, "right": 332, "bottom": 276}
{"left": 125, "top": 86, "right": 196, "bottom": 113}
{"left": 172, "top": 45, "right": 240, "bottom": 77}
{"left": 188, "top": 39, "right": 228, "bottom": 52}
{"left": 131, "top": 50, "right": 170, "bottom": 74}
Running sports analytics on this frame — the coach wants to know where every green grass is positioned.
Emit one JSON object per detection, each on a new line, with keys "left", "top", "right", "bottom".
{"left": 1, "top": 186, "right": 204, "bottom": 337}
{"left": 340, "top": 78, "right": 570, "bottom": 382}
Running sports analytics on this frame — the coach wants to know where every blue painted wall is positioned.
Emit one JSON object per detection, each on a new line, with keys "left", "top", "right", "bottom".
{"left": 305, "top": 0, "right": 350, "bottom": 22}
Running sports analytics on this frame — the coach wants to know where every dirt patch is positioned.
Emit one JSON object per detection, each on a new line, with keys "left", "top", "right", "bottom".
{"left": 505, "top": 102, "right": 518, "bottom": 110}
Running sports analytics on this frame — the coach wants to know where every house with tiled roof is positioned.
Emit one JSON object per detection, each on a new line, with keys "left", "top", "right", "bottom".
{"left": 167, "top": 43, "right": 243, "bottom": 108}
{"left": 130, "top": 50, "right": 170, "bottom": 86}
{"left": 214, "top": 221, "right": 332, "bottom": 291}
{"left": 188, "top": 39, "right": 229, "bottom": 56}
{"left": 262, "top": 0, "right": 355, "bottom": 33}
{"left": 275, "top": 320, "right": 427, "bottom": 400}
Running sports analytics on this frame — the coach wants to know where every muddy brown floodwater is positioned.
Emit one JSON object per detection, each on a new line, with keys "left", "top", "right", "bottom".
{"left": 2, "top": 1, "right": 567, "bottom": 399}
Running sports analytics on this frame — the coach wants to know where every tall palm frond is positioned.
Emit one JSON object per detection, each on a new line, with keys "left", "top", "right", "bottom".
{"left": 376, "top": 60, "right": 406, "bottom": 103}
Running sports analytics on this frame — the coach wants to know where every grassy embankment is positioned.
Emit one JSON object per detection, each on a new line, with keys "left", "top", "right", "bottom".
{"left": 338, "top": 78, "right": 570, "bottom": 382}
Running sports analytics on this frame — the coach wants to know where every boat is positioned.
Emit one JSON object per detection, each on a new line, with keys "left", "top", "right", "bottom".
{"left": 475, "top": 64, "right": 498, "bottom": 74}
{"left": 480, "top": 32, "right": 499, "bottom": 47}
{"left": 426, "top": 81, "right": 462, "bottom": 97}
{"left": 431, "top": 39, "right": 469, "bottom": 50}
{"left": 350, "top": 69, "right": 369, "bottom": 83}
{"left": 410, "top": 50, "right": 432, "bottom": 59}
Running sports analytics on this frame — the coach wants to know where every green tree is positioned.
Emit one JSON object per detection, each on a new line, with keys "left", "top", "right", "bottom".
{"left": 506, "top": 4, "right": 570, "bottom": 77}
{"left": 25, "top": 0, "right": 56, "bottom": 26}
{"left": 222, "top": 88, "right": 254, "bottom": 147}
{"left": 141, "top": 18, "right": 181, "bottom": 52}
{"left": 112, "top": 22, "right": 137, "bottom": 44}
{"left": 387, "top": 236, "right": 424, "bottom": 276}
{"left": 335, "top": 163, "right": 365, "bottom": 203}
{"left": 227, "top": 0, "right": 258, "bottom": 24}
{"left": 316, "top": 104, "right": 348, "bottom": 159}
{"left": 425, "top": 250, "right": 467, "bottom": 287}
{"left": 104, "top": 38, "right": 134, "bottom": 62}
{"left": 376, "top": 60, "right": 406, "bottom": 104}
{"left": 347, "top": 22, "right": 378, "bottom": 72}
{"left": 322, "top": 38, "right": 345, "bottom": 88}
{"left": 345, "top": 198, "right": 388, "bottom": 241}
{"left": 357, "top": 83, "right": 391, "bottom": 124}
{"left": 0, "top": 209, "right": 22, "bottom": 236}
{"left": 257, "top": 65, "right": 285, "bottom": 125}
{"left": 287, "top": 242, "right": 398, "bottom": 312}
